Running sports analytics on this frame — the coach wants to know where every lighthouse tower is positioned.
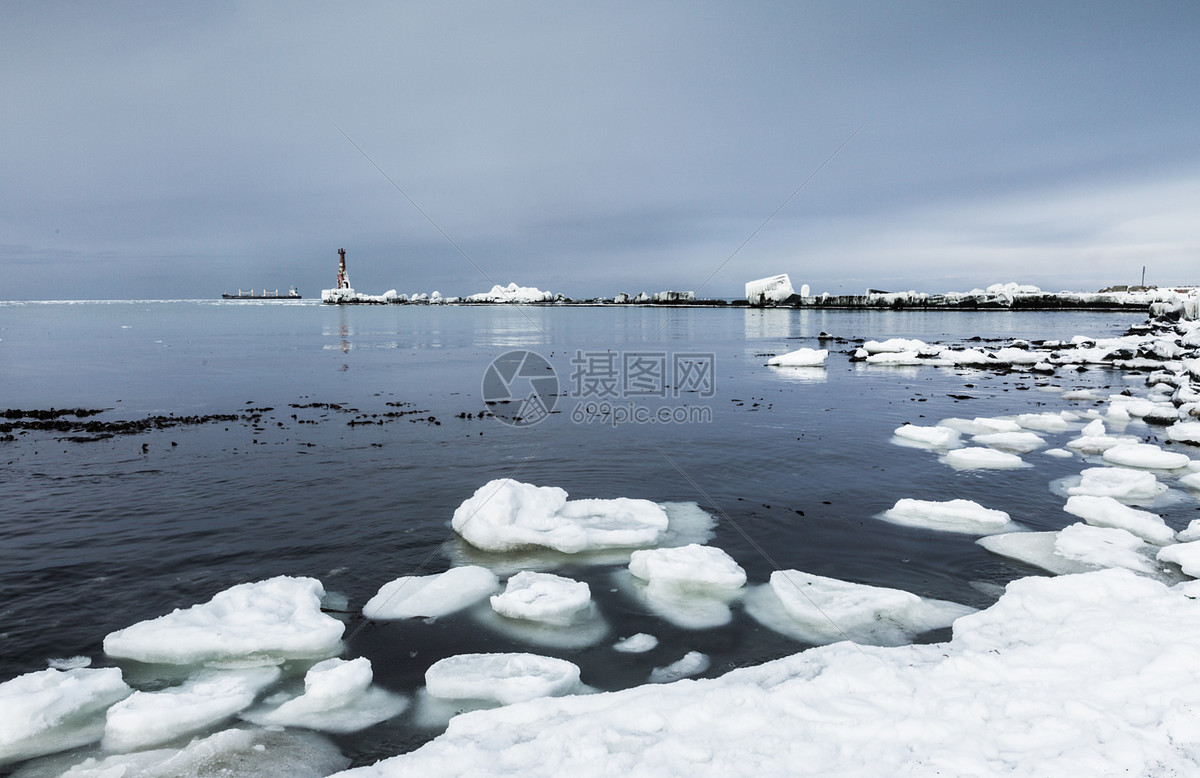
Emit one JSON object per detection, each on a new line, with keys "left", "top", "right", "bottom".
{"left": 336, "top": 248, "right": 351, "bottom": 290}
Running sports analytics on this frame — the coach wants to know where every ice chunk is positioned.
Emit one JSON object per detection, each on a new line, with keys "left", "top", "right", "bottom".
{"left": 1158, "top": 542, "right": 1200, "bottom": 578}
{"left": 941, "top": 447, "right": 1029, "bottom": 470}
{"left": 451, "top": 480, "right": 670, "bottom": 553}
{"left": 363, "top": 566, "right": 499, "bottom": 620}
{"left": 745, "top": 274, "right": 795, "bottom": 305}
{"left": 1167, "top": 421, "right": 1200, "bottom": 445}
{"left": 977, "top": 531, "right": 1100, "bottom": 575}
{"left": 1066, "top": 467, "right": 1168, "bottom": 501}
{"left": 241, "top": 658, "right": 407, "bottom": 734}
{"left": 1066, "top": 418, "right": 1137, "bottom": 453}
{"left": 619, "top": 571, "right": 738, "bottom": 630}
{"left": 971, "top": 431, "right": 1045, "bottom": 453}
{"left": 879, "top": 498, "right": 1013, "bottom": 534}
{"left": 1181, "top": 472, "right": 1200, "bottom": 490}
{"left": 612, "top": 634, "right": 658, "bottom": 654}
{"left": 0, "top": 668, "right": 130, "bottom": 765}
{"left": 103, "top": 666, "right": 280, "bottom": 752}
{"left": 865, "top": 351, "right": 950, "bottom": 366}
{"left": 940, "top": 417, "right": 1023, "bottom": 435}
{"left": 893, "top": 424, "right": 961, "bottom": 449}
{"left": 1044, "top": 448, "right": 1074, "bottom": 458}
{"left": 46, "top": 657, "right": 91, "bottom": 671}
{"left": 1012, "top": 412, "right": 1073, "bottom": 432}
{"left": 991, "top": 347, "right": 1043, "bottom": 366}
{"left": 766, "top": 347, "right": 827, "bottom": 366}
{"left": 863, "top": 338, "right": 927, "bottom": 354}
{"left": 1054, "top": 523, "right": 1158, "bottom": 575}
{"left": 1102, "top": 443, "right": 1192, "bottom": 470}
{"left": 424, "top": 653, "right": 581, "bottom": 705}
{"left": 103, "top": 576, "right": 344, "bottom": 666}
{"left": 745, "top": 570, "right": 974, "bottom": 646}
{"left": 1063, "top": 495, "right": 1175, "bottom": 545}
{"left": 38, "top": 727, "right": 348, "bottom": 778}
{"left": 649, "top": 652, "right": 710, "bottom": 683}
{"left": 490, "top": 571, "right": 592, "bottom": 626}
{"left": 628, "top": 544, "right": 747, "bottom": 593}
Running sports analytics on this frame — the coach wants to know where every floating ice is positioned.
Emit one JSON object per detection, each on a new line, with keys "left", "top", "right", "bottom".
{"left": 1012, "top": 412, "right": 1074, "bottom": 432}
{"left": 0, "top": 668, "right": 130, "bottom": 765}
{"left": 977, "top": 531, "right": 1100, "bottom": 575}
{"left": 990, "top": 347, "right": 1042, "bottom": 366}
{"left": 1158, "top": 542, "right": 1200, "bottom": 578}
{"left": 940, "top": 417, "right": 1023, "bottom": 435}
{"left": 612, "top": 634, "right": 658, "bottom": 654}
{"left": 103, "top": 576, "right": 344, "bottom": 666}
{"left": 46, "top": 657, "right": 91, "bottom": 671}
{"left": 1167, "top": 421, "right": 1200, "bottom": 445}
{"left": 1066, "top": 418, "right": 1137, "bottom": 453}
{"left": 1066, "top": 467, "right": 1168, "bottom": 501}
{"left": 1102, "top": 443, "right": 1192, "bottom": 470}
{"left": 649, "top": 652, "right": 710, "bottom": 684}
{"left": 241, "top": 658, "right": 407, "bottom": 734}
{"left": 452, "top": 480, "right": 670, "bottom": 554}
{"left": 333, "top": 570, "right": 1200, "bottom": 776}
{"left": 363, "top": 566, "right": 499, "bottom": 620}
{"left": 766, "top": 347, "right": 827, "bottom": 367}
{"left": 35, "top": 727, "right": 349, "bottom": 778}
{"left": 1063, "top": 495, "right": 1175, "bottom": 545}
{"left": 628, "top": 544, "right": 747, "bottom": 593}
{"left": 424, "top": 653, "right": 581, "bottom": 706}
{"left": 1044, "top": 448, "right": 1073, "bottom": 458}
{"left": 879, "top": 498, "right": 1013, "bottom": 534}
{"left": 865, "top": 351, "right": 950, "bottom": 366}
{"left": 1181, "top": 472, "right": 1200, "bottom": 490}
{"left": 745, "top": 570, "right": 974, "bottom": 646}
{"left": 490, "top": 572, "right": 592, "bottom": 626}
{"left": 972, "top": 431, "right": 1045, "bottom": 453}
{"left": 863, "top": 338, "right": 927, "bottom": 354}
{"left": 103, "top": 666, "right": 280, "bottom": 752}
{"left": 941, "top": 447, "right": 1029, "bottom": 470}
{"left": 893, "top": 424, "right": 961, "bottom": 449}
{"left": 1054, "top": 523, "right": 1158, "bottom": 575}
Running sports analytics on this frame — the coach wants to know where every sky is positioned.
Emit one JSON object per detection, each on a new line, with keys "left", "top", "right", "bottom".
{"left": 2, "top": 1, "right": 1198, "bottom": 301}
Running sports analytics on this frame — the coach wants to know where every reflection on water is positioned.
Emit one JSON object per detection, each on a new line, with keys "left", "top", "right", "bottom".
{"left": 765, "top": 366, "right": 829, "bottom": 383}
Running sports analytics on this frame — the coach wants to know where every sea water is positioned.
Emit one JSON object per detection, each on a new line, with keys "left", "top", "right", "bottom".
{"left": 1, "top": 300, "right": 1181, "bottom": 770}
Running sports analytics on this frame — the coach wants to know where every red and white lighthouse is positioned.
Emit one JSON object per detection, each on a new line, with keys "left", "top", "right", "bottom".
{"left": 336, "top": 248, "right": 351, "bottom": 290}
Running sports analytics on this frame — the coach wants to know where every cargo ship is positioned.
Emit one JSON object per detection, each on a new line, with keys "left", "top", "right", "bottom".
{"left": 221, "top": 286, "right": 301, "bottom": 300}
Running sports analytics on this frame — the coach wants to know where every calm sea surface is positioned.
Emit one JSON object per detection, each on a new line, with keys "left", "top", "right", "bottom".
{"left": 1, "top": 300, "right": 1185, "bottom": 768}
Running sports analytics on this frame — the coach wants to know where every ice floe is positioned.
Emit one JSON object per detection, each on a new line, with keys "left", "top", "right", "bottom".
{"left": 1064, "top": 467, "right": 1168, "bottom": 501}
{"left": 489, "top": 571, "right": 592, "bottom": 626}
{"left": 879, "top": 498, "right": 1014, "bottom": 534}
{"left": 423, "top": 653, "right": 582, "bottom": 706}
{"left": 1101, "top": 443, "right": 1193, "bottom": 470}
{"left": 744, "top": 570, "right": 975, "bottom": 646}
{"left": 649, "top": 652, "right": 710, "bottom": 683}
{"left": 612, "top": 634, "right": 658, "bottom": 654}
{"left": 1053, "top": 523, "right": 1159, "bottom": 575}
{"left": 103, "top": 576, "right": 344, "bottom": 666}
{"left": 102, "top": 666, "right": 280, "bottom": 752}
{"left": 971, "top": 430, "right": 1045, "bottom": 453}
{"left": 0, "top": 668, "right": 130, "bottom": 765}
{"left": 1158, "top": 542, "right": 1200, "bottom": 578}
{"left": 451, "top": 479, "right": 670, "bottom": 554}
{"left": 363, "top": 566, "right": 499, "bottom": 620}
{"left": 939, "top": 416, "right": 1022, "bottom": 435}
{"left": 628, "top": 544, "right": 747, "bottom": 593}
{"left": 941, "top": 447, "right": 1029, "bottom": 470}
{"left": 1063, "top": 495, "right": 1175, "bottom": 544}
{"left": 977, "top": 532, "right": 1099, "bottom": 575}
{"left": 19, "top": 727, "right": 349, "bottom": 778}
{"left": 892, "top": 423, "right": 961, "bottom": 449}
{"left": 766, "top": 347, "right": 827, "bottom": 367}
{"left": 241, "top": 657, "right": 407, "bottom": 734}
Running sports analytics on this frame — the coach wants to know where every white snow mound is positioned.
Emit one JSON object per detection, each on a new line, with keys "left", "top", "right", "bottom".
{"left": 628, "top": 544, "right": 747, "bottom": 592}
{"left": 880, "top": 498, "right": 1013, "bottom": 534}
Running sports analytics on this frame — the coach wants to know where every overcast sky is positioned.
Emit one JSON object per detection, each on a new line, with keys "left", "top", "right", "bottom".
{"left": 2, "top": 1, "right": 1197, "bottom": 300}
